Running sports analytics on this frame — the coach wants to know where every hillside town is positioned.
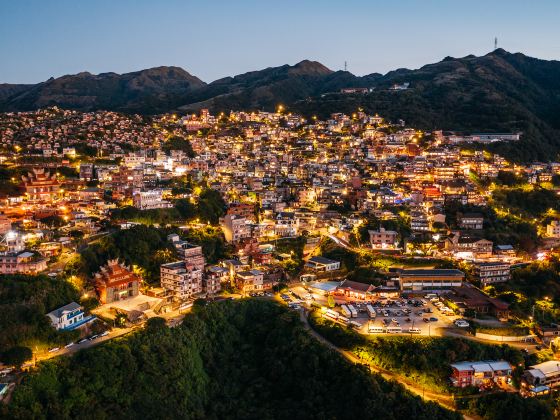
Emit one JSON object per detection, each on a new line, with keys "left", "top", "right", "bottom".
{"left": 2, "top": 106, "right": 560, "bottom": 407}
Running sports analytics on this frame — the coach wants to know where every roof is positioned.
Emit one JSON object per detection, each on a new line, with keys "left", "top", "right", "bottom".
{"left": 451, "top": 360, "right": 511, "bottom": 373}
{"left": 47, "top": 302, "right": 82, "bottom": 318}
{"left": 307, "top": 281, "right": 339, "bottom": 292}
{"left": 338, "top": 279, "right": 374, "bottom": 293}
{"left": 529, "top": 360, "right": 560, "bottom": 377}
{"left": 308, "top": 256, "right": 339, "bottom": 265}
{"left": 400, "top": 269, "right": 464, "bottom": 277}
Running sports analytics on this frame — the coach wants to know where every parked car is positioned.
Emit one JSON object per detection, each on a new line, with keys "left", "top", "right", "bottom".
{"left": 100, "top": 331, "right": 109, "bottom": 337}
{"left": 89, "top": 335, "right": 99, "bottom": 341}
{"left": 48, "top": 347, "right": 60, "bottom": 353}
{"left": 64, "top": 342, "right": 75, "bottom": 348}
{"left": 77, "top": 338, "right": 88, "bottom": 344}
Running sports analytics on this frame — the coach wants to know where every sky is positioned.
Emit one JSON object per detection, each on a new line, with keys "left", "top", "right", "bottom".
{"left": 1, "top": 0, "right": 560, "bottom": 84}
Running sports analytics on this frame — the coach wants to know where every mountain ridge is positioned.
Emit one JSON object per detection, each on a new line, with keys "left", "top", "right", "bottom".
{"left": 1, "top": 51, "right": 560, "bottom": 161}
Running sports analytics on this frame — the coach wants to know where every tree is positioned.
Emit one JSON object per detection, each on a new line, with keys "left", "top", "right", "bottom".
{"left": 1, "top": 345, "right": 32, "bottom": 368}
{"left": 327, "top": 295, "right": 335, "bottom": 308}
{"left": 146, "top": 317, "right": 167, "bottom": 331}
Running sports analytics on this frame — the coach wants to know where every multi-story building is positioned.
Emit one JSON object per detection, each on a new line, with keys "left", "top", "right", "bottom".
{"left": 235, "top": 269, "right": 264, "bottom": 293}
{"left": 474, "top": 262, "right": 511, "bottom": 286}
{"left": 546, "top": 221, "right": 560, "bottom": 238}
{"left": 94, "top": 259, "right": 141, "bottom": 304}
{"left": 160, "top": 261, "right": 203, "bottom": 301}
{"left": 20, "top": 168, "right": 60, "bottom": 202}
{"left": 368, "top": 227, "right": 398, "bottom": 249}
{"left": 220, "top": 214, "right": 250, "bottom": 243}
{"left": 46, "top": 302, "right": 92, "bottom": 331}
{"left": 523, "top": 360, "right": 560, "bottom": 392}
{"left": 0, "top": 251, "right": 48, "bottom": 274}
{"left": 450, "top": 360, "right": 512, "bottom": 388}
{"left": 168, "top": 234, "right": 205, "bottom": 270}
{"left": 397, "top": 269, "right": 464, "bottom": 291}
{"left": 132, "top": 189, "right": 172, "bottom": 210}
{"left": 458, "top": 213, "right": 484, "bottom": 230}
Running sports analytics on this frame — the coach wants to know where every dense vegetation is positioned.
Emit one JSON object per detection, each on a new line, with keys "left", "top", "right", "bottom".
{"left": 5, "top": 300, "right": 458, "bottom": 419}
{"left": 0, "top": 275, "right": 80, "bottom": 359}
{"left": 111, "top": 188, "right": 226, "bottom": 225}
{"left": 162, "top": 135, "right": 196, "bottom": 157}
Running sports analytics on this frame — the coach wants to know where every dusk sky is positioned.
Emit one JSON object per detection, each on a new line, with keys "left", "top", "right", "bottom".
{"left": 2, "top": 0, "right": 559, "bottom": 84}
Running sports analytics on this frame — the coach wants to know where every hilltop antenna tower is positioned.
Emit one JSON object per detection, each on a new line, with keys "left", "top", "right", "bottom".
{"left": 494, "top": 37, "right": 498, "bottom": 50}
{"left": 344, "top": 61, "right": 347, "bottom": 72}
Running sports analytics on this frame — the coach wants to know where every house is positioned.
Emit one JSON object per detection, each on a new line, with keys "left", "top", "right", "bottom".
{"left": 368, "top": 227, "right": 398, "bottom": 249}
{"left": 523, "top": 360, "right": 560, "bottom": 391}
{"left": 336, "top": 279, "right": 375, "bottom": 299}
{"left": 132, "top": 189, "right": 172, "bottom": 210}
{"left": 236, "top": 269, "right": 264, "bottom": 293}
{"left": 306, "top": 256, "right": 341, "bottom": 272}
{"left": 458, "top": 213, "right": 484, "bottom": 230}
{"left": 46, "top": 302, "right": 93, "bottom": 330}
{"left": 0, "top": 251, "right": 48, "bottom": 274}
{"left": 94, "top": 259, "right": 141, "bottom": 304}
{"left": 450, "top": 360, "right": 512, "bottom": 388}
{"left": 474, "top": 262, "right": 511, "bottom": 286}
{"left": 397, "top": 269, "right": 464, "bottom": 291}
{"left": 446, "top": 285, "right": 510, "bottom": 319}
{"left": 446, "top": 233, "right": 493, "bottom": 258}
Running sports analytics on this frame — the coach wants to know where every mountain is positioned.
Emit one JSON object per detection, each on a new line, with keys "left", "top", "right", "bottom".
{"left": 1, "top": 51, "right": 560, "bottom": 161}
{"left": 0, "top": 66, "right": 206, "bottom": 114}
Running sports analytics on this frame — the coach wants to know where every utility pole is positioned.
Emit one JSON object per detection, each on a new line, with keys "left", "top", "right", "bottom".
{"left": 494, "top": 37, "right": 498, "bottom": 50}
{"left": 344, "top": 61, "right": 347, "bottom": 72}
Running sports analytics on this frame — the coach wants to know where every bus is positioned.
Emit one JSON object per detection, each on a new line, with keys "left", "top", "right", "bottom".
{"left": 368, "top": 325, "right": 385, "bottom": 334}
{"left": 340, "top": 304, "right": 352, "bottom": 318}
{"left": 386, "top": 326, "right": 402, "bottom": 334}
{"left": 366, "top": 304, "right": 376, "bottom": 318}
{"left": 349, "top": 320, "right": 361, "bottom": 330}
{"left": 347, "top": 304, "right": 358, "bottom": 318}
{"left": 324, "top": 309, "right": 339, "bottom": 320}
{"left": 408, "top": 327, "right": 421, "bottom": 334}
{"left": 338, "top": 315, "right": 350, "bottom": 325}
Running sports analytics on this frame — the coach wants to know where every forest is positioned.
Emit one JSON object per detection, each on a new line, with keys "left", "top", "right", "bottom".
{"left": 5, "top": 300, "right": 459, "bottom": 420}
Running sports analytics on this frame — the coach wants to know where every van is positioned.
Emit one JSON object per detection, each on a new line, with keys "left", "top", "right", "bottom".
{"left": 408, "top": 327, "right": 421, "bottom": 334}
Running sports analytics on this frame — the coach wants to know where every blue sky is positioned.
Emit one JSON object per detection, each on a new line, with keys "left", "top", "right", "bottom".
{"left": 1, "top": 0, "right": 559, "bottom": 84}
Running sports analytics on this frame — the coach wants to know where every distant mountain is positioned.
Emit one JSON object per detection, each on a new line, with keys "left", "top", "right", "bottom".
{"left": 0, "top": 66, "right": 206, "bottom": 114}
{"left": 1, "top": 51, "right": 560, "bottom": 161}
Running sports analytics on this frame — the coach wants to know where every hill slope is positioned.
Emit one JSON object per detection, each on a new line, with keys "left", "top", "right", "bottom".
{"left": 0, "top": 66, "right": 206, "bottom": 114}
{"left": 4, "top": 300, "right": 458, "bottom": 419}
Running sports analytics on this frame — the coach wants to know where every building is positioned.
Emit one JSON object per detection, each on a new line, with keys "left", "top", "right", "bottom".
{"left": 168, "top": 234, "right": 205, "bottom": 270}
{"left": 94, "top": 259, "right": 141, "bottom": 304}
{"left": 235, "top": 269, "right": 264, "bottom": 293}
{"left": 398, "top": 269, "right": 464, "bottom": 291}
{"left": 305, "top": 256, "right": 341, "bottom": 272}
{"left": 446, "top": 234, "right": 493, "bottom": 259}
{"left": 21, "top": 168, "right": 60, "bottom": 202}
{"left": 523, "top": 360, "right": 560, "bottom": 391}
{"left": 0, "top": 251, "right": 47, "bottom": 274}
{"left": 336, "top": 279, "right": 375, "bottom": 299}
{"left": 220, "top": 214, "right": 250, "bottom": 243}
{"left": 160, "top": 261, "right": 203, "bottom": 301}
{"left": 450, "top": 360, "right": 512, "bottom": 388}
{"left": 205, "top": 265, "right": 228, "bottom": 294}
{"left": 446, "top": 285, "right": 510, "bottom": 319}
{"left": 0, "top": 213, "right": 11, "bottom": 235}
{"left": 474, "top": 262, "right": 511, "bottom": 286}
{"left": 132, "top": 189, "right": 172, "bottom": 210}
{"left": 546, "top": 221, "right": 560, "bottom": 238}
{"left": 368, "top": 227, "right": 398, "bottom": 249}
{"left": 46, "top": 302, "right": 92, "bottom": 330}
{"left": 458, "top": 213, "right": 484, "bottom": 230}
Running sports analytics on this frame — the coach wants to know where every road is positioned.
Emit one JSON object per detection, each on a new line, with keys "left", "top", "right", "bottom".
{"left": 298, "top": 308, "right": 477, "bottom": 419}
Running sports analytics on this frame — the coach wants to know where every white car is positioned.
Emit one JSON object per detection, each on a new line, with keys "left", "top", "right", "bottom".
{"left": 48, "top": 347, "right": 60, "bottom": 353}
{"left": 455, "top": 320, "right": 470, "bottom": 328}
{"left": 64, "top": 342, "right": 75, "bottom": 348}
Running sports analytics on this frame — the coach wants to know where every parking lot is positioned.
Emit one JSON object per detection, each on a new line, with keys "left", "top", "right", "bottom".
{"left": 288, "top": 284, "right": 461, "bottom": 336}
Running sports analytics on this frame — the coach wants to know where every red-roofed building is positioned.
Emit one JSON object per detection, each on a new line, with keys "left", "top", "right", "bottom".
{"left": 94, "top": 259, "right": 141, "bottom": 304}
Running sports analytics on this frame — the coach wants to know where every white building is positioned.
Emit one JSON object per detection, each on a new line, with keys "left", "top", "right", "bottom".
{"left": 46, "top": 302, "right": 87, "bottom": 330}
{"left": 133, "top": 189, "right": 172, "bottom": 210}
